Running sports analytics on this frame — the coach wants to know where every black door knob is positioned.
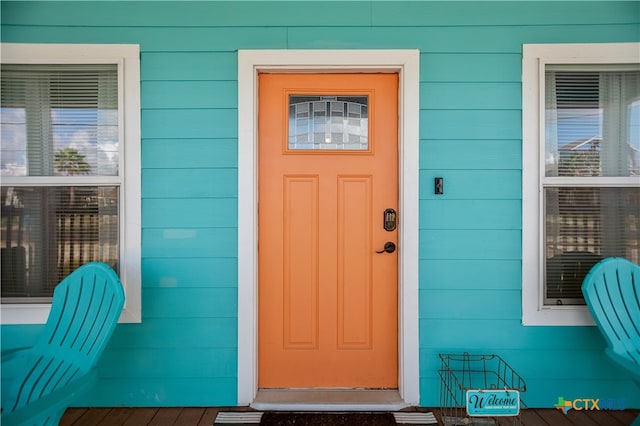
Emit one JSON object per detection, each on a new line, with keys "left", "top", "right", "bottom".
{"left": 376, "top": 242, "right": 396, "bottom": 254}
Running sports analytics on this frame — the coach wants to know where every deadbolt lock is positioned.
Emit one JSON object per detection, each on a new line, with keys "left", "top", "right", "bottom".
{"left": 383, "top": 208, "right": 397, "bottom": 232}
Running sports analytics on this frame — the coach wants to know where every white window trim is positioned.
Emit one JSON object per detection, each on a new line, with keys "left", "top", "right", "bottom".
{"left": 237, "top": 49, "right": 420, "bottom": 406}
{"left": 0, "top": 43, "right": 141, "bottom": 324}
{"left": 522, "top": 42, "right": 640, "bottom": 326}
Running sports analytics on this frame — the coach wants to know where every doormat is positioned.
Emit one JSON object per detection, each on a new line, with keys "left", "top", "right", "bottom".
{"left": 214, "top": 411, "right": 438, "bottom": 425}
{"left": 214, "top": 411, "right": 263, "bottom": 424}
{"left": 259, "top": 412, "right": 396, "bottom": 426}
{"left": 393, "top": 412, "right": 438, "bottom": 424}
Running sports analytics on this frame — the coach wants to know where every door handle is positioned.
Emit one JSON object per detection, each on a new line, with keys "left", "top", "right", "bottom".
{"left": 376, "top": 242, "right": 396, "bottom": 254}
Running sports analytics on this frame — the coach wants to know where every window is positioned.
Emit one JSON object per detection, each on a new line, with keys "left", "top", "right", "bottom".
{"left": 1, "top": 43, "right": 140, "bottom": 324}
{"left": 288, "top": 95, "right": 369, "bottom": 150}
{"left": 522, "top": 43, "right": 640, "bottom": 326}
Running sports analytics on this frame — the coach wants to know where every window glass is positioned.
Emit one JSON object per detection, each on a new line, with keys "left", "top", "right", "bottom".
{"left": 0, "top": 107, "right": 26, "bottom": 176}
{"left": 545, "top": 67, "right": 640, "bottom": 178}
{"left": 544, "top": 187, "right": 640, "bottom": 305}
{"left": 543, "top": 64, "right": 640, "bottom": 305}
{"left": 288, "top": 95, "right": 369, "bottom": 150}
{"left": 1, "top": 186, "right": 119, "bottom": 301}
{"left": 0, "top": 64, "right": 119, "bottom": 177}
{"left": 1, "top": 63, "right": 120, "bottom": 303}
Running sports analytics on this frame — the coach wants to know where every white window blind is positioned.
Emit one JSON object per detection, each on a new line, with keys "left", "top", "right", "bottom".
{"left": 1, "top": 64, "right": 119, "bottom": 177}
{"left": 543, "top": 66, "right": 640, "bottom": 305}
{"left": 1, "top": 63, "right": 120, "bottom": 302}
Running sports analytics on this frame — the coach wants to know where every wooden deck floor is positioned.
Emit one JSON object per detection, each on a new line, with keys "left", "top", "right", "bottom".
{"left": 60, "top": 406, "right": 640, "bottom": 426}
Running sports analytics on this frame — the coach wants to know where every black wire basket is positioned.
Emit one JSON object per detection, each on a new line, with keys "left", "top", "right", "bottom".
{"left": 439, "top": 353, "right": 527, "bottom": 426}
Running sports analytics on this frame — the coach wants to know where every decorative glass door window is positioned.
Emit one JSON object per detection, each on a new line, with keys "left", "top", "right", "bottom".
{"left": 288, "top": 95, "right": 369, "bottom": 150}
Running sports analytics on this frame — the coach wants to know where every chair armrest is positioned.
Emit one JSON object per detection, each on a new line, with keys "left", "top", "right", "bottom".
{"left": 1, "top": 347, "right": 33, "bottom": 388}
{"left": 1, "top": 346, "right": 32, "bottom": 363}
{"left": 1, "top": 368, "right": 99, "bottom": 426}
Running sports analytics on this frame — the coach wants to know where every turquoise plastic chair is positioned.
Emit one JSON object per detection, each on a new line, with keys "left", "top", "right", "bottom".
{"left": 582, "top": 257, "right": 640, "bottom": 379}
{"left": 1, "top": 262, "right": 125, "bottom": 426}
{"left": 582, "top": 257, "right": 640, "bottom": 426}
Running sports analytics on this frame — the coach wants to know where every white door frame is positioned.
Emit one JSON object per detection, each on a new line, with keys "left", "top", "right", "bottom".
{"left": 237, "top": 49, "right": 420, "bottom": 406}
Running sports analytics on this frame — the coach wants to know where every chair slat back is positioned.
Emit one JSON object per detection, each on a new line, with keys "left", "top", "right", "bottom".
{"left": 9, "top": 262, "right": 124, "bottom": 412}
{"left": 582, "top": 257, "right": 640, "bottom": 369}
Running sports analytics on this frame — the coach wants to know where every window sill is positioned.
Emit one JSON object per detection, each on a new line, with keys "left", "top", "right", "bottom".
{"left": 522, "top": 304, "right": 596, "bottom": 326}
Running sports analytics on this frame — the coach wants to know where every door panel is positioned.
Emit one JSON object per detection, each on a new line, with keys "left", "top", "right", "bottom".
{"left": 337, "top": 176, "right": 373, "bottom": 349}
{"left": 283, "top": 175, "right": 319, "bottom": 349}
{"left": 258, "top": 73, "right": 398, "bottom": 388}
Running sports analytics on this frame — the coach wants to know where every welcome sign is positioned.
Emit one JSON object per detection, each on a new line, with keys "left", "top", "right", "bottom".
{"left": 466, "top": 389, "right": 520, "bottom": 416}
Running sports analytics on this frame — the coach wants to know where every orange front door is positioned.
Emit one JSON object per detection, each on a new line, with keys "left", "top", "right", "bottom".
{"left": 258, "top": 73, "right": 398, "bottom": 388}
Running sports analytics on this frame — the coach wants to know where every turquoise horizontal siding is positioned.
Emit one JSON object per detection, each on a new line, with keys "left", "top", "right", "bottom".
{"left": 6, "top": 1, "right": 637, "bottom": 26}
{"left": 75, "top": 378, "right": 237, "bottom": 407}
{"left": 420, "top": 200, "right": 521, "bottom": 230}
{"left": 5, "top": 1, "right": 639, "bottom": 27}
{"left": 109, "top": 318, "right": 237, "bottom": 349}
{"left": 420, "top": 259, "right": 521, "bottom": 290}
{"left": 422, "top": 110, "right": 522, "bottom": 140}
{"left": 142, "top": 200, "right": 237, "bottom": 227}
{"left": 2, "top": 1, "right": 373, "bottom": 27}
{"left": 142, "top": 53, "right": 238, "bottom": 80}
{"left": 371, "top": 2, "right": 638, "bottom": 26}
{"left": 420, "top": 139, "right": 521, "bottom": 170}
{"left": 142, "top": 139, "right": 237, "bottom": 169}
{"left": 1, "top": 0, "right": 638, "bottom": 410}
{"left": 143, "top": 228, "right": 237, "bottom": 258}
{"left": 142, "top": 110, "right": 237, "bottom": 139}
{"left": 143, "top": 288, "right": 238, "bottom": 318}
{"left": 421, "top": 83, "right": 522, "bottom": 110}
{"left": 142, "top": 82, "right": 238, "bottom": 110}
{"left": 100, "top": 348, "right": 237, "bottom": 378}
{"left": 420, "top": 289, "right": 522, "bottom": 320}
{"left": 419, "top": 170, "right": 521, "bottom": 200}
{"left": 419, "top": 320, "right": 606, "bottom": 351}
{"left": 288, "top": 24, "right": 640, "bottom": 51}
{"left": 0, "top": 26, "right": 287, "bottom": 51}
{"left": 420, "top": 230, "right": 522, "bottom": 260}
{"left": 422, "top": 53, "right": 522, "bottom": 82}
{"left": 142, "top": 258, "right": 238, "bottom": 288}
{"left": 143, "top": 169, "right": 237, "bottom": 198}
{"left": 420, "top": 348, "right": 624, "bottom": 381}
